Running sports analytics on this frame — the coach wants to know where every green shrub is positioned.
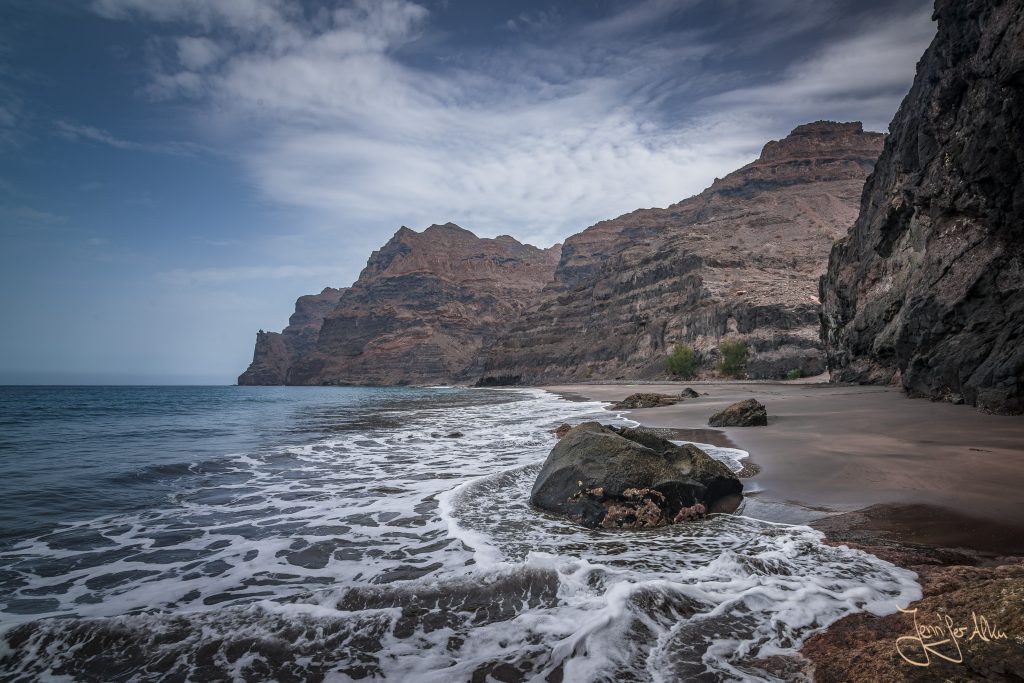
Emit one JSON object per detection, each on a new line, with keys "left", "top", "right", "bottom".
{"left": 718, "top": 339, "right": 748, "bottom": 378}
{"left": 666, "top": 345, "right": 697, "bottom": 378}
{"left": 786, "top": 368, "right": 801, "bottom": 381}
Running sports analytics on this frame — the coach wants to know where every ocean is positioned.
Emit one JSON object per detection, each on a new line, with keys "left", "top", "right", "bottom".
{"left": 0, "top": 385, "right": 920, "bottom": 681}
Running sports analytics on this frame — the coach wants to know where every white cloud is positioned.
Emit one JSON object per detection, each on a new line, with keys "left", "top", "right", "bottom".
{"left": 702, "top": 6, "right": 936, "bottom": 127}
{"left": 90, "top": 0, "right": 936, "bottom": 248}
{"left": 91, "top": 0, "right": 293, "bottom": 34}
{"left": 505, "top": 8, "right": 562, "bottom": 33}
{"left": 176, "top": 36, "right": 224, "bottom": 70}
{"left": 581, "top": 0, "right": 700, "bottom": 38}
{"left": 55, "top": 120, "right": 203, "bottom": 156}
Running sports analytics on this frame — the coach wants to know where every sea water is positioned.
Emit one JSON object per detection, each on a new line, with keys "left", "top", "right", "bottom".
{"left": 0, "top": 385, "right": 920, "bottom": 681}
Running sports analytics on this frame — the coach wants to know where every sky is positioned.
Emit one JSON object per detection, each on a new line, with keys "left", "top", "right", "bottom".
{"left": 0, "top": 0, "right": 936, "bottom": 385}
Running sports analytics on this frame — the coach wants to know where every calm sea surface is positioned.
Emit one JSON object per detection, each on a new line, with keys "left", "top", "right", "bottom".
{"left": 0, "top": 386, "right": 919, "bottom": 681}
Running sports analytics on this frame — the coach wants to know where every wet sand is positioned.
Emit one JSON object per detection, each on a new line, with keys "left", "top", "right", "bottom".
{"left": 545, "top": 381, "right": 1024, "bottom": 555}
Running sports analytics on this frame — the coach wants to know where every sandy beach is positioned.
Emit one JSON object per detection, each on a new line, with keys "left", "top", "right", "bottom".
{"left": 545, "top": 381, "right": 1024, "bottom": 555}
{"left": 545, "top": 381, "right": 1024, "bottom": 677}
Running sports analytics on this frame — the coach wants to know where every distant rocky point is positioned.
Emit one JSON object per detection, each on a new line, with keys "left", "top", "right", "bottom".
{"left": 238, "top": 287, "right": 345, "bottom": 385}
{"left": 239, "top": 223, "right": 560, "bottom": 386}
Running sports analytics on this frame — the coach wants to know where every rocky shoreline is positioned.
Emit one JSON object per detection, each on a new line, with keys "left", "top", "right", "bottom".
{"left": 805, "top": 509, "right": 1024, "bottom": 682}
{"left": 543, "top": 380, "right": 1024, "bottom": 681}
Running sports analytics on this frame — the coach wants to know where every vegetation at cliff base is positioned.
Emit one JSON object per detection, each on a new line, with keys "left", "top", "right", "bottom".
{"left": 718, "top": 339, "right": 748, "bottom": 378}
{"left": 666, "top": 344, "right": 697, "bottom": 378}
{"left": 786, "top": 368, "right": 802, "bottom": 380}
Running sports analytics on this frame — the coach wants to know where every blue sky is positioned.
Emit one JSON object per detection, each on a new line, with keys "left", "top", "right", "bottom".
{"left": 0, "top": 0, "right": 935, "bottom": 384}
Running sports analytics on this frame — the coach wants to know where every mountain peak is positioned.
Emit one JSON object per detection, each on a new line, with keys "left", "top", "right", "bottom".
{"left": 423, "top": 222, "right": 472, "bottom": 235}
{"left": 758, "top": 120, "right": 881, "bottom": 163}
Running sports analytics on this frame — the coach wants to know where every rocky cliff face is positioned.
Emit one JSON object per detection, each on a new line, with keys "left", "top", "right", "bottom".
{"left": 481, "top": 121, "right": 885, "bottom": 383}
{"left": 821, "top": 0, "right": 1024, "bottom": 414}
{"left": 284, "top": 223, "right": 561, "bottom": 385}
{"left": 238, "top": 287, "right": 346, "bottom": 385}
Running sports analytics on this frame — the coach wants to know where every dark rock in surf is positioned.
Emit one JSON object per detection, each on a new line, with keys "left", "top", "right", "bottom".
{"left": 708, "top": 399, "right": 768, "bottom": 427}
{"left": 529, "top": 422, "right": 742, "bottom": 529}
{"left": 430, "top": 431, "right": 464, "bottom": 438}
{"left": 611, "top": 393, "right": 680, "bottom": 410}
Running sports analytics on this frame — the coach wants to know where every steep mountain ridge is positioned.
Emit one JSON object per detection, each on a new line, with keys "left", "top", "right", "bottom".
{"left": 480, "top": 121, "right": 885, "bottom": 383}
{"left": 821, "top": 0, "right": 1024, "bottom": 414}
{"left": 282, "top": 223, "right": 562, "bottom": 385}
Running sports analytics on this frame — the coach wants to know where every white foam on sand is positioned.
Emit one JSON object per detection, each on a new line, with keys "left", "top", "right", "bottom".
{"left": 0, "top": 387, "right": 921, "bottom": 681}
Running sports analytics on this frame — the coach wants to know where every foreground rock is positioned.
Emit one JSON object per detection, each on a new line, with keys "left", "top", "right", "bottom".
{"left": 804, "top": 560, "right": 1024, "bottom": 681}
{"left": 820, "top": 0, "right": 1024, "bottom": 414}
{"left": 708, "top": 399, "right": 768, "bottom": 427}
{"left": 611, "top": 393, "right": 680, "bottom": 409}
{"left": 530, "top": 422, "right": 742, "bottom": 529}
{"left": 801, "top": 540, "right": 1024, "bottom": 681}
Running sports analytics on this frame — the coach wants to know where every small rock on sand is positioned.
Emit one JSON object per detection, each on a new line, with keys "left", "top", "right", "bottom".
{"left": 708, "top": 399, "right": 768, "bottom": 427}
{"left": 611, "top": 393, "right": 680, "bottom": 409}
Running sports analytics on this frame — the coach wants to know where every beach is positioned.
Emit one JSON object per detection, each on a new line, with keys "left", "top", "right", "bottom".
{"left": 546, "top": 380, "right": 1024, "bottom": 680}
{"left": 1, "top": 385, "right": 924, "bottom": 680}
{"left": 545, "top": 380, "right": 1024, "bottom": 554}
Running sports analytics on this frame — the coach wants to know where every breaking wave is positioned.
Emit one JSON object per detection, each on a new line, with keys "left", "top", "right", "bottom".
{"left": 0, "top": 387, "right": 919, "bottom": 681}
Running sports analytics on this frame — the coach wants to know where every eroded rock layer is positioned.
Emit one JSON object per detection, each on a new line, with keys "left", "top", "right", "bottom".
{"left": 285, "top": 223, "right": 561, "bottom": 385}
{"left": 820, "top": 0, "right": 1024, "bottom": 414}
{"left": 238, "top": 287, "right": 345, "bottom": 385}
{"left": 480, "top": 122, "right": 885, "bottom": 383}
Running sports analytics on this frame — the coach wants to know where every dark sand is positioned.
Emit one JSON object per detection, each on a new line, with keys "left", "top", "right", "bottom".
{"left": 545, "top": 381, "right": 1024, "bottom": 555}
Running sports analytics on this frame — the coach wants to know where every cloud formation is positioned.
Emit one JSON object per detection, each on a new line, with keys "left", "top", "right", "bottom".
{"left": 56, "top": 120, "right": 203, "bottom": 156}
{"left": 90, "top": 0, "right": 936, "bottom": 247}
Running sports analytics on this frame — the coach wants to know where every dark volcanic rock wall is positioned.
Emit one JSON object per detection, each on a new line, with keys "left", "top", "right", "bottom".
{"left": 821, "top": 0, "right": 1024, "bottom": 414}
{"left": 481, "top": 122, "right": 885, "bottom": 383}
{"left": 286, "top": 223, "right": 561, "bottom": 385}
{"left": 238, "top": 287, "right": 345, "bottom": 385}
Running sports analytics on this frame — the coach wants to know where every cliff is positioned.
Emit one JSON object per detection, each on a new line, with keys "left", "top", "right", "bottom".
{"left": 480, "top": 121, "right": 885, "bottom": 383}
{"left": 284, "top": 223, "right": 561, "bottom": 385}
{"left": 238, "top": 287, "right": 346, "bottom": 385}
{"left": 820, "top": 0, "right": 1024, "bottom": 414}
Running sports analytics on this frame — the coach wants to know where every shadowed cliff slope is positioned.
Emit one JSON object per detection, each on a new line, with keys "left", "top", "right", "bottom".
{"left": 238, "top": 287, "right": 345, "bottom": 385}
{"left": 284, "top": 223, "right": 561, "bottom": 385}
{"left": 821, "top": 0, "right": 1024, "bottom": 414}
{"left": 480, "top": 121, "right": 885, "bottom": 383}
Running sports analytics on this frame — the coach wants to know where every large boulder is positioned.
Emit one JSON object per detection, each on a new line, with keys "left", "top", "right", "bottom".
{"left": 611, "top": 393, "right": 680, "bottom": 409}
{"left": 708, "top": 399, "right": 768, "bottom": 427}
{"left": 529, "top": 422, "right": 742, "bottom": 529}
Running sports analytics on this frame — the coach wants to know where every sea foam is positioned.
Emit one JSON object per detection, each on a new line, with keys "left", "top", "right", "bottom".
{"left": 0, "top": 387, "right": 920, "bottom": 681}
